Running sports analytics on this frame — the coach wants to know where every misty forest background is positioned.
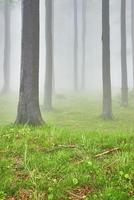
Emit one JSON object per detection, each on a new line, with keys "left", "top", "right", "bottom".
{"left": 0, "top": 0, "right": 134, "bottom": 200}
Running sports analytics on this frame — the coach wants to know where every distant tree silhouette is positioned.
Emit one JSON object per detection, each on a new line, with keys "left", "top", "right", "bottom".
{"left": 44, "top": 0, "right": 53, "bottom": 111}
{"left": 102, "top": 0, "right": 112, "bottom": 119}
{"left": 121, "top": 0, "right": 128, "bottom": 107}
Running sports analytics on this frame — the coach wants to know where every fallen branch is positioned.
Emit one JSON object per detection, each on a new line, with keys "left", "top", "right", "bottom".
{"left": 95, "top": 147, "right": 120, "bottom": 158}
{"left": 45, "top": 144, "right": 76, "bottom": 153}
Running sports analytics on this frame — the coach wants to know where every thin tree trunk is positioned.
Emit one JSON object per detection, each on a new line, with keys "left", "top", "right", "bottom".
{"left": 81, "top": 0, "right": 87, "bottom": 90}
{"left": 121, "top": 0, "right": 128, "bottom": 107}
{"left": 44, "top": 0, "right": 53, "bottom": 111}
{"left": 74, "top": 0, "right": 78, "bottom": 91}
{"left": 15, "top": 0, "right": 44, "bottom": 125}
{"left": 131, "top": 0, "right": 134, "bottom": 89}
{"left": 102, "top": 0, "right": 112, "bottom": 119}
{"left": 2, "top": 0, "right": 11, "bottom": 94}
{"left": 52, "top": 0, "right": 55, "bottom": 95}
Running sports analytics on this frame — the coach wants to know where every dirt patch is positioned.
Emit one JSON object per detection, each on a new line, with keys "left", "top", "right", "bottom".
{"left": 7, "top": 189, "right": 33, "bottom": 200}
{"left": 15, "top": 171, "right": 29, "bottom": 181}
{"left": 7, "top": 190, "right": 48, "bottom": 200}
{"left": 12, "top": 156, "right": 23, "bottom": 169}
{"left": 68, "top": 185, "right": 92, "bottom": 200}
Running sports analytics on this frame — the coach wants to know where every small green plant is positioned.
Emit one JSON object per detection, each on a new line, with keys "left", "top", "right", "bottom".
{"left": 0, "top": 192, "right": 5, "bottom": 200}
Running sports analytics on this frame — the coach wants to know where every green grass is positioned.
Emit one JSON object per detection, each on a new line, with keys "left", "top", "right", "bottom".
{"left": 0, "top": 93, "right": 134, "bottom": 200}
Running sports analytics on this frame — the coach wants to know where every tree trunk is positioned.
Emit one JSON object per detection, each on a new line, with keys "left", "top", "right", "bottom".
{"left": 52, "top": 0, "right": 55, "bottom": 95}
{"left": 131, "top": 0, "right": 134, "bottom": 89}
{"left": 44, "top": 0, "right": 53, "bottom": 111}
{"left": 81, "top": 0, "right": 87, "bottom": 90}
{"left": 74, "top": 0, "right": 78, "bottom": 91}
{"left": 2, "top": 0, "right": 11, "bottom": 94}
{"left": 121, "top": 0, "right": 128, "bottom": 107}
{"left": 102, "top": 0, "right": 112, "bottom": 119}
{"left": 15, "top": 0, "right": 44, "bottom": 125}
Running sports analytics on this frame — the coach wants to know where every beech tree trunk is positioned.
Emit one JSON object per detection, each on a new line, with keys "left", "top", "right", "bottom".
{"left": 2, "top": 0, "right": 11, "bottom": 94}
{"left": 81, "top": 0, "right": 87, "bottom": 90}
{"left": 102, "top": 0, "right": 112, "bottom": 119}
{"left": 131, "top": 0, "right": 134, "bottom": 89}
{"left": 121, "top": 0, "right": 128, "bottom": 107}
{"left": 15, "top": 0, "right": 44, "bottom": 125}
{"left": 74, "top": 0, "right": 78, "bottom": 91}
{"left": 44, "top": 0, "right": 53, "bottom": 111}
{"left": 52, "top": 0, "right": 55, "bottom": 95}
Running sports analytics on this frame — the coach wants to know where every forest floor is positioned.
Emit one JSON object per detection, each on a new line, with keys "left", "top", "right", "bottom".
{"left": 0, "top": 92, "right": 134, "bottom": 200}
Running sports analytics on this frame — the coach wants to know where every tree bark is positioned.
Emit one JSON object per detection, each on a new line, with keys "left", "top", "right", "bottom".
{"left": 121, "top": 0, "right": 128, "bottom": 107}
{"left": 131, "top": 0, "right": 134, "bottom": 89}
{"left": 44, "top": 0, "right": 53, "bottom": 111}
{"left": 102, "top": 0, "right": 112, "bottom": 119}
{"left": 15, "top": 0, "right": 44, "bottom": 125}
{"left": 2, "top": 0, "right": 11, "bottom": 94}
{"left": 81, "top": 0, "right": 87, "bottom": 90}
{"left": 74, "top": 0, "right": 78, "bottom": 91}
{"left": 52, "top": 0, "right": 55, "bottom": 95}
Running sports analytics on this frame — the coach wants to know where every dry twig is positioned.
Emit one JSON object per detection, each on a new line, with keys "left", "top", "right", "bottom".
{"left": 95, "top": 147, "right": 120, "bottom": 158}
{"left": 45, "top": 144, "right": 76, "bottom": 153}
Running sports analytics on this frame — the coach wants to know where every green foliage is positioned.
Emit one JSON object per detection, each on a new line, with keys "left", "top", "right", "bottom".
{"left": 0, "top": 191, "right": 5, "bottom": 200}
{"left": 0, "top": 93, "right": 134, "bottom": 199}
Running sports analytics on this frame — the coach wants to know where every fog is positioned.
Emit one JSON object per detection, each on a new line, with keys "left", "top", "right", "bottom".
{"left": 0, "top": 0, "right": 133, "bottom": 95}
{"left": 1, "top": 1, "right": 134, "bottom": 197}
